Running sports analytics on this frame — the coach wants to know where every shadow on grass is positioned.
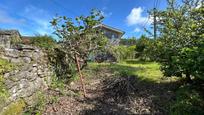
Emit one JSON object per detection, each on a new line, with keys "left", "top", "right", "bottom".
{"left": 79, "top": 63, "right": 181, "bottom": 114}
{"left": 125, "top": 59, "right": 153, "bottom": 65}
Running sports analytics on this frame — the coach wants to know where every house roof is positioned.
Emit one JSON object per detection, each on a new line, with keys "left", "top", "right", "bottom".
{"left": 95, "top": 24, "right": 125, "bottom": 35}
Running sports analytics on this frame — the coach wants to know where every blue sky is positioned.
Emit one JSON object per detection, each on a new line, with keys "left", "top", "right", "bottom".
{"left": 0, "top": 0, "right": 168, "bottom": 38}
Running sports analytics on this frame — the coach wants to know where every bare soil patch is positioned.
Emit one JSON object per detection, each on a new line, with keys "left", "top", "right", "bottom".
{"left": 44, "top": 66, "right": 179, "bottom": 115}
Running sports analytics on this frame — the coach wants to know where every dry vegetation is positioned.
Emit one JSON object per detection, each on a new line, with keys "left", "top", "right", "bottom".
{"left": 43, "top": 60, "right": 199, "bottom": 115}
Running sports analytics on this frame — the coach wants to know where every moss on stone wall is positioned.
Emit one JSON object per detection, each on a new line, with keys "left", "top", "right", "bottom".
{"left": 0, "top": 58, "right": 15, "bottom": 108}
{"left": 1, "top": 99, "right": 26, "bottom": 115}
{"left": 10, "top": 32, "right": 22, "bottom": 46}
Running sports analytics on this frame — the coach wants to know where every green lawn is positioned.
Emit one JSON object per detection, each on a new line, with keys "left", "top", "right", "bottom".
{"left": 88, "top": 59, "right": 165, "bottom": 82}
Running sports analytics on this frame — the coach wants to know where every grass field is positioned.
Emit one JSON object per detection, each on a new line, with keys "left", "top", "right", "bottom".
{"left": 88, "top": 59, "right": 167, "bottom": 82}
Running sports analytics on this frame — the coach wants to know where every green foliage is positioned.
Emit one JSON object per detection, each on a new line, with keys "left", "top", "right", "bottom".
{"left": 107, "top": 45, "right": 136, "bottom": 61}
{"left": 10, "top": 33, "right": 22, "bottom": 46}
{"left": 50, "top": 9, "right": 107, "bottom": 77}
{"left": 170, "top": 85, "right": 204, "bottom": 115}
{"left": 135, "top": 35, "right": 152, "bottom": 61}
{"left": 1, "top": 99, "right": 26, "bottom": 115}
{"left": 50, "top": 74, "right": 66, "bottom": 90}
{"left": 88, "top": 59, "right": 163, "bottom": 82}
{"left": 30, "top": 35, "right": 56, "bottom": 49}
{"left": 0, "top": 76, "right": 8, "bottom": 106}
{"left": 151, "top": 0, "right": 204, "bottom": 81}
{"left": 120, "top": 37, "right": 137, "bottom": 46}
{"left": 48, "top": 48, "right": 76, "bottom": 81}
{"left": 24, "top": 91, "right": 47, "bottom": 115}
{"left": 0, "top": 58, "right": 15, "bottom": 106}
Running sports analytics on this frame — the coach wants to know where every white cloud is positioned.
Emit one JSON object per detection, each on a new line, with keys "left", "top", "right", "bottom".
{"left": 101, "top": 6, "right": 112, "bottom": 18}
{"left": 21, "top": 5, "right": 53, "bottom": 35}
{"left": 126, "top": 7, "right": 148, "bottom": 26}
{"left": 0, "top": 9, "right": 25, "bottom": 24}
{"left": 134, "top": 28, "right": 141, "bottom": 32}
{"left": 102, "top": 11, "right": 112, "bottom": 17}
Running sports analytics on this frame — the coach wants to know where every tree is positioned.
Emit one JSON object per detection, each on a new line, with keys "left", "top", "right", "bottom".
{"left": 135, "top": 35, "right": 152, "bottom": 60}
{"left": 152, "top": 0, "right": 204, "bottom": 82}
{"left": 50, "top": 9, "right": 107, "bottom": 97}
{"left": 120, "top": 37, "right": 137, "bottom": 46}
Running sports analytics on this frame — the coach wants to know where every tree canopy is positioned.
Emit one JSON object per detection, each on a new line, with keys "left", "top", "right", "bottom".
{"left": 50, "top": 9, "right": 107, "bottom": 96}
{"left": 151, "top": 0, "right": 204, "bottom": 81}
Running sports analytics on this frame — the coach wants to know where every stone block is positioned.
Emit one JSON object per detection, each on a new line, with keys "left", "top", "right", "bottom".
{"left": 23, "top": 57, "right": 31, "bottom": 63}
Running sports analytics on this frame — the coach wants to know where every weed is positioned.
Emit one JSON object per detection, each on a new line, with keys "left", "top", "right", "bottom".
{"left": 170, "top": 85, "right": 204, "bottom": 115}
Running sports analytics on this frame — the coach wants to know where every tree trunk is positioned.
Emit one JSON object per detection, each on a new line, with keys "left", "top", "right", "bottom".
{"left": 186, "top": 72, "right": 193, "bottom": 83}
{"left": 75, "top": 54, "right": 86, "bottom": 97}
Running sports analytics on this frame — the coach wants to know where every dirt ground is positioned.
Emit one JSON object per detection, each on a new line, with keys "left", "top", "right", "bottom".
{"left": 44, "top": 67, "right": 179, "bottom": 115}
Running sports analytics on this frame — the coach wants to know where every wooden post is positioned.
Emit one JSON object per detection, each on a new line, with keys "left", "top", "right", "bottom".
{"left": 153, "top": 8, "right": 157, "bottom": 39}
{"left": 75, "top": 54, "right": 86, "bottom": 97}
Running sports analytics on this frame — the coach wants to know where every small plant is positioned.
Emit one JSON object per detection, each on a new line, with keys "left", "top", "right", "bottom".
{"left": 30, "top": 35, "right": 56, "bottom": 49}
{"left": 24, "top": 91, "right": 47, "bottom": 115}
{"left": 170, "top": 86, "right": 204, "bottom": 115}
{"left": 50, "top": 74, "right": 65, "bottom": 91}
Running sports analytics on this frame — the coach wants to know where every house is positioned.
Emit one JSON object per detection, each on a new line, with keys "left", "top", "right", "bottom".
{"left": 93, "top": 24, "right": 125, "bottom": 62}
{"left": 95, "top": 24, "right": 125, "bottom": 45}
{"left": 0, "top": 30, "right": 21, "bottom": 48}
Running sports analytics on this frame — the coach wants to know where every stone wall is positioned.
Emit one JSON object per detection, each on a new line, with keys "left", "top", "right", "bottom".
{"left": 0, "top": 30, "right": 22, "bottom": 48}
{"left": 0, "top": 46, "right": 53, "bottom": 113}
{"left": 0, "top": 34, "right": 11, "bottom": 48}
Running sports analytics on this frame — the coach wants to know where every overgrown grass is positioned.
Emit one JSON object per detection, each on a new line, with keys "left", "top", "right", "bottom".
{"left": 87, "top": 59, "right": 204, "bottom": 115}
{"left": 88, "top": 59, "right": 164, "bottom": 83}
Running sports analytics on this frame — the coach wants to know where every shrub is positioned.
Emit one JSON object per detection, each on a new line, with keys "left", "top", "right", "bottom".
{"left": 170, "top": 86, "right": 204, "bottom": 115}
{"left": 151, "top": 0, "right": 204, "bottom": 82}
{"left": 107, "top": 45, "right": 136, "bottom": 61}
{"left": 30, "top": 35, "right": 56, "bottom": 49}
{"left": 135, "top": 35, "right": 152, "bottom": 61}
{"left": 120, "top": 37, "right": 137, "bottom": 46}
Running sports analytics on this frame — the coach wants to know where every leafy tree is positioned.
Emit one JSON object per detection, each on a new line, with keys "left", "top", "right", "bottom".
{"left": 120, "top": 37, "right": 137, "bottom": 46}
{"left": 152, "top": 0, "right": 204, "bottom": 82}
{"left": 50, "top": 9, "right": 107, "bottom": 97}
{"left": 135, "top": 35, "right": 152, "bottom": 60}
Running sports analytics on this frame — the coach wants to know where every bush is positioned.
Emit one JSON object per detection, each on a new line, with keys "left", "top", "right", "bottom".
{"left": 107, "top": 45, "right": 136, "bottom": 61}
{"left": 47, "top": 48, "right": 76, "bottom": 82}
{"left": 119, "top": 37, "right": 137, "bottom": 46}
{"left": 170, "top": 86, "right": 204, "bottom": 115}
{"left": 151, "top": 1, "right": 204, "bottom": 81}
{"left": 30, "top": 35, "right": 56, "bottom": 49}
{"left": 135, "top": 35, "right": 152, "bottom": 61}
